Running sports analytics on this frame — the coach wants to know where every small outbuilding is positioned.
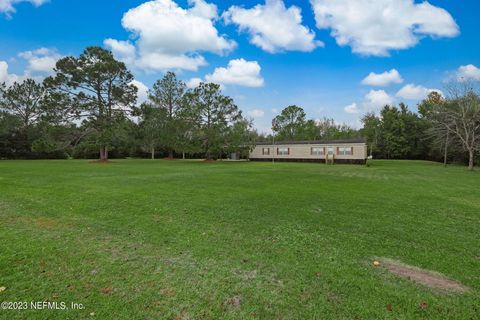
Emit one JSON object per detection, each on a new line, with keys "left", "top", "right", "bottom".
{"left": 249, "top": 139, "right": 368, "bottom": 164}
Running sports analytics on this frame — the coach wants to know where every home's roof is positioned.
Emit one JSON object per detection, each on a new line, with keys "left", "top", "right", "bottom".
{"left": 255, "top": 138, "right": 366, "bottom": 146}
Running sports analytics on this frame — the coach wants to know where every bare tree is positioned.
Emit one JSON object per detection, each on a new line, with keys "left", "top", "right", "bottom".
{"left": 425, "top": 82, "right": 480, "bottom": 170}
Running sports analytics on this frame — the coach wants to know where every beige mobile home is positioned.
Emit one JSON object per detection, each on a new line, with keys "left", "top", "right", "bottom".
{"left": 249, "top": 139, "right": 368, "bottom": 164}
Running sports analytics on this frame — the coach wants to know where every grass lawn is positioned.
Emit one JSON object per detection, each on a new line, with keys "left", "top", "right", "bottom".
{"left": 0, "top": 159, "right": 479, "bottom": 319}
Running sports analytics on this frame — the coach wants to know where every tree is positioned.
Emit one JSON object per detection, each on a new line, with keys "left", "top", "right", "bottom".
{"left": 0, "top": 111, "right": 22, "bottom": 158}
{"left": 425, "top": 83, "right": 480, "bottom": 170}
{"left": 149, "top": 72, "right": 186, "bottom": 158}
{"left": 0, "top": 79, "right": 46, "bottom": 129}
{"left": 182, "top": 82, "right": 242, "bottom": 160}
{"left": 361, "top": 104, "right": 428, "bottom": 159}
{"left": 135, "top": 102, "right": 168, "bottom": 160}
{"left": 0, "top": 79, "right": 47, "bottom": 156}
{"left": 301, "top": 119, "right": 319, "bottom": 140}
{"left": 317, "top": 117, "right": 360, "bottom": 140}
{"left": 361, "top": 113, "right": 381, "bottom": 156}
{"left": 418, "top": 92, "right": 450, "bottom": 165}
{"left": 379, "top": 105, "right": 409, "bottom": 158}
{"left": 44, "top": 46, "right": 137, "bottom": 161}
{"left": 272, "top": 105, "right": 307, "bottom": 140}
{"left": 398, "top": 103, "right": 430, "bottom": 159}
{"left": 224, "top": 118, "right": 255, "bottom": 158}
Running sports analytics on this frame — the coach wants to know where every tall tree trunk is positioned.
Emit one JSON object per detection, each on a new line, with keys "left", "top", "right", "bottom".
{"left": 182, "top": 152, "right": 185, "bottom": 160}
{"left": 443, "top": 133, "right": 449, "bottom": 167}
{"left": 468, "top": 149, "right": 474, "bottom": 171}
{"left": 99, "top": 147, "right": 108, "bottom": 161}
{"left": 168, "top": 150, "right": 173, "bottom": 159}
{"left": 151, "top": 147, "right": 155, "bottom": 160}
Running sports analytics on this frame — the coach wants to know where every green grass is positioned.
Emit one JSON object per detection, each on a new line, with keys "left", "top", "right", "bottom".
{"left": 0, "top": 160, "right": 479, "bottom": 319}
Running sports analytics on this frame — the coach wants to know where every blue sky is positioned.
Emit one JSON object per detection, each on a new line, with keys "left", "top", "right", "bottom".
{"left": 1, "top": 0, "right": 479, "bottom": 133}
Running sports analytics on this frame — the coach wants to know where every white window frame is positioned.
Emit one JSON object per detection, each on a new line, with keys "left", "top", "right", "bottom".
{"left": 277, "top": 147, "right": 289, "bottom": 156}
{"left": 262, "top": 147, "right": 270, "bottom": 155}
{"left": 338, "top": 146, "right": 353, "bottom": 155}
{"left": 311, "top": 147, "right": 325, "bottom": 156}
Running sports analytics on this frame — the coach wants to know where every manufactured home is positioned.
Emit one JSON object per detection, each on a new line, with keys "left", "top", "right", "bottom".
{"left": 249, "top": 139, "right": 368, "bottom": 164}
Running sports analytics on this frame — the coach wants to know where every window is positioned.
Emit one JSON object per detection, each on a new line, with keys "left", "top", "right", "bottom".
{"left": 327, "top": 147, "right": 335, "bottom": 155}
{"left": 338, "top": 146, "right": 353, "bottom": 155}
{"left": 277, "top": 147, "right": 289, "bottom": 156}
{"left": 262, "top": 148, "right": 270, "bottom": 155}
{"left": 311, "top": 147, "right": 325, "bottom": 156}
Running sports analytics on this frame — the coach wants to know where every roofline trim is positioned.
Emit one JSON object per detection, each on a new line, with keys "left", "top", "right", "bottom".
{"left": 254, "top": 138, "right": 366, "bottom": 146}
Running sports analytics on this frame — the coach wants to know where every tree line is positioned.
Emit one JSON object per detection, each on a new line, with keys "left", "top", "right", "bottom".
{"left": 0, "top": 47, "right": 256, "bottom": 161}
{"left": 362, "top": 86, "right": 480, "bottom": 170}
{"left": 1, "top": 46, "right": 479, "bottom": 169}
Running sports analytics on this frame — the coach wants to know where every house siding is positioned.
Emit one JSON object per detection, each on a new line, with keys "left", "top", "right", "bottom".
{"left": 249, "top": 142, "right": 367, "bottom": 163}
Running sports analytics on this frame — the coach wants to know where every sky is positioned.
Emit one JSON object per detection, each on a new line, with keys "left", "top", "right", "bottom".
{"left": 1, "top": 0, "right": 479, "bottom": 133}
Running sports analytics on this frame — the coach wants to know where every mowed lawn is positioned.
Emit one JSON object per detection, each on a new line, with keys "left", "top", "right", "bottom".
{"left": 0, "top": 160, "right": 479, "bottom": 319}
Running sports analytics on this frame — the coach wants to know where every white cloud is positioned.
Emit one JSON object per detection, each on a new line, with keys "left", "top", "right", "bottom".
{"left": 310, "top": 0, "right": 459, "bottom": 56}
{"left": 0, "top": 59, "right": 45, "bottom": 86}
{"left": 186, "top": 77, "right": 202, "bottom": 89}
{"left": 364, "top": 89, "right": 394, "bottom": 110}
{"left": 205, "top": 59, "right": 264, "bottom": 88}
{"left": 361, "top": 69, "right": 403, "bottom": 87}
{"left": 247, "top": 109, "right": 265, "bottom": 118}
{"left": 0, "top": 0, "right": 48, "bottom": 16}
{"left": 224, "top": 0, "right": 322, "bottom": 53}
{"left": 396, "top": 84, "right": 442, "bottom": 100}
{"left": 0, "top": 61, "right": 24, "bottom": 86}
{"left": 130, "top": 80, "right": 149, "bottom": 105}
{"left": 106, "top": 0, "right": 236, "bottom": 72}
{"left": 104, "top": 39, "right": 136, "bottom": 66}
{"left": 18, "top": 48, "right": 61, "bottom": 75}
{"left": 0, "top": 48, "right": 61, "bottom": 87}
{"left": 344, "top": 102, "right": 359, "bottom": 114}
{"left": 457, "top": 64, "right": 480, "bottom": 82}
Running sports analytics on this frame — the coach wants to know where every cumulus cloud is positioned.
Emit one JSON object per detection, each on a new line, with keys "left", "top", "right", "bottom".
{"left": 456, "top": 64, "right": 480, "bottom": 82}
{"left": 361, "top": 69, "right": 403, "bottom": 87}
{"left": 0, "top": 0, "right": 48, "bottom": 16}
{"left": 247, "top": 109, "right": 265, "bottom": 118}
{"left": 310, "top": 0, "right": 459, "bottom": 56}
{"left": 364, "top": 89, "right": 394, "bottom": 110}
{"left": 105, "top": 0, "right": 236, "bottom": 72}
{"left": 224, "top": 0, "right": 322, "bottom": 53}
{"left": 130, "top": 80, "right": 149, "bottom": 105}
{"left": 0, "top": 48, "right": 57, "bottom": 87}
{"left": 205, "top": 59, "right": 264, "bottom": 88}
{"left": 344, "top": 102, "right": 359, "bottom": 114}
{"left": 0, "top": 61, "right": 25, "bottom": 86}
{"left": 396, "top": 84, "right": 442, "bottom": 100}
{"left": 104, "top": 39, "right": 137, "bottom": 66}
{"left": 186, "top": 77, "right": 203, "bottom": 89}
{"left": 346, "top": 90, "right": 394, "bottom": 115}
{"left": 18, "top": 48, "right": 61, "bottom": 75}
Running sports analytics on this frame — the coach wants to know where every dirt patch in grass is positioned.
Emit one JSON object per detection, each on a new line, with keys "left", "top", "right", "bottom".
{"left": 379, "top": 259, "right": 469, "bottom": 293}
{"left": 11, "top": 216, "right": 66, "bottom": 230}
{"left": 31, "top": 217, "right": 64, "bottom": 230}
